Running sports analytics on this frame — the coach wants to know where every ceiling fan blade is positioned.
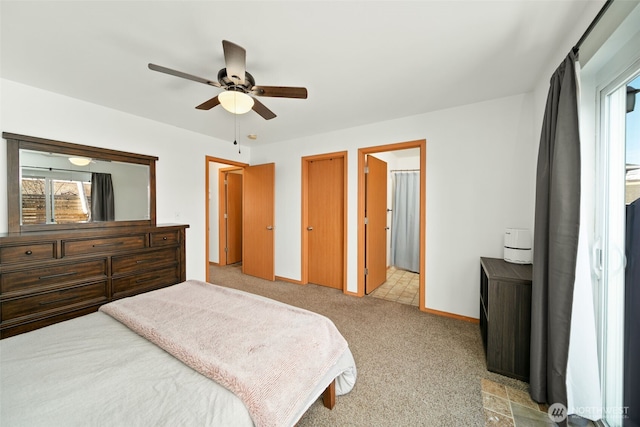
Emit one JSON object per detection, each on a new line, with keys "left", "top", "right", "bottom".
{"left": 251, "top": 97, "right": 277, "bottom": 120}
{"left": 148, "top": 63, "right": 220, "bottom": 87}
{"left": 222, "top": 40, "right": 246, "bottom": 85}
{"left": 251, "top": 85, "right": 308, "bottom": 99}
{"left": 195, "top": 96, "right": 220, "bottom": 110}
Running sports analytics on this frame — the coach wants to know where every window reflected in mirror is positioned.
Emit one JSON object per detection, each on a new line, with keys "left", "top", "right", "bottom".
{"left": 21, "top": 177, "right": 91, "bottom": 224}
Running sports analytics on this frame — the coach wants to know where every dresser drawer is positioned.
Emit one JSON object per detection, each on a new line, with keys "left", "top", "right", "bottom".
{"left": 150, "top": 230, "right": 180, "bottom": 247}
{"left": 0, "top": 258, "right": 108, "bottom": 296}
{"left": 0, "top": 242, "right": 55, "bottom": 264}
{"left": 1, "top": 281, "right": 108, "bottom": 322}
{"left": 1, "top": 305, "right": 99, "bottom": 339}
{"left": 112, "top": 248, "right": 178, "bottom": 275}
{"left": 62, "top": 235, "right": 146, "bottom": 257}
{"left": 112, "top": 266, "right": 180, "bottom": 298}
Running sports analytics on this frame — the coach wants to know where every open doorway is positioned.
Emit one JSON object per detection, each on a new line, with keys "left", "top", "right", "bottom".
{"left": 205, "top": 156, "right": 247, "bottom": 282}
{"left": 205, "top": 156, "right": 276, "bottom": 283}
{"left": 357, "top": 140, "right": 426, "bottom": 311}
{"left": 218, "top": 167, "right": 243, "bottom": 266}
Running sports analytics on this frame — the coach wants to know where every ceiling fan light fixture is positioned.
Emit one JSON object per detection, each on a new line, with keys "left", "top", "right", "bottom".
{"left": 69, "top": 157, "right": 92, "bottom": 166}
{"left": 218, "top": 91, "right": 254, "bottom": 114}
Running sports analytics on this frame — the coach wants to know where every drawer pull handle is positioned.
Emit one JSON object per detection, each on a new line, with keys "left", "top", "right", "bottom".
{"left": 136, "top": 276, "right": 160, "bottom": 284}
{"left": 25, "top": 250, "right": 33, "bottom": 255}
{"left": 39, "top": 271, "right": 78, "bottom": 280}
{"left": 92, "top": 242, "right": 124, "bottom": 248}
{"left": 163, "top": 237, "right": 168, "bottom": 240}
{"left": 39, "top": 296, "right": 77, "bottom": 306}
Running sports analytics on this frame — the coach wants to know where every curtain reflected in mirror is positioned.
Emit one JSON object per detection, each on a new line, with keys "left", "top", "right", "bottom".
{"left": 90, "top": 173, "right": 115, "bottom": 222}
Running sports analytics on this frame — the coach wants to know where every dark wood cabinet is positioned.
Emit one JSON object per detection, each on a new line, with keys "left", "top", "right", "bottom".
{"left": 0, "top": 224, "right": 188, "bottom": 338}
{"left": 480, "top": 257, "right": 532, "bottom": 381}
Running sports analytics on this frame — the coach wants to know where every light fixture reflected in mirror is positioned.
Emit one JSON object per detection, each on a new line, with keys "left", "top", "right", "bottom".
{"left": 218, "top": 91, "right": 254, "bottom": 114}
{"left": 69, "top": 157, "right": 92, "bottom": 166}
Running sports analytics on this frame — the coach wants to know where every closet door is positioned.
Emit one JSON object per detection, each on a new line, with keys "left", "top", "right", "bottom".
{"left": 307, "top": 156, "right": 344, "bottom": 289}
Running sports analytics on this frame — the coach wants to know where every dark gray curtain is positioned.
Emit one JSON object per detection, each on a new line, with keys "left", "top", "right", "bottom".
{"left": 530, "top": 50, "right": 581, "bottom": 421}
{"left": 91, "top": 172, "right": 115, "bottom": 221}
{"left": 390, "top": 171, "right": 420, "bottom": 273}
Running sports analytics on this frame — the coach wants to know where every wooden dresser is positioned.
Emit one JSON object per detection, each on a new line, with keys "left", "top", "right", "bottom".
{"left": 0, "top": 224, "right": 188, "bottom": 338}
{"left": 479, "top": 257, "right": 532, "bottom": 381}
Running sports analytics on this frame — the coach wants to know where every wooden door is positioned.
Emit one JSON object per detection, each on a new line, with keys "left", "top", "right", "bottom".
{"left": 225, "top": 172, "right": 243, "bottom": 264}
{"left": 308, "top": 157, "right": 344, "bottom": 289}
{"left": 365, "top": 155, "right": 387, "bottom": 293}
{"left": 242, "top": 163, "right": 275, "bottom": 280}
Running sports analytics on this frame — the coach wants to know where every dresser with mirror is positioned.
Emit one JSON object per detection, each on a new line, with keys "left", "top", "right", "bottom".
{"left": 0, "top": 133, "right": 188, "bottom": 338}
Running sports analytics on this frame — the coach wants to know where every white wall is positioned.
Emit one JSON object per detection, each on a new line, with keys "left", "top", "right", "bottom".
{"left": 251, "top": 93, "right": 536, "bottom": 318}
{"left": 1, "top": 78, "right": 537, "bottom": 319}
{"left": 0, "top": 79, "right": 251, "bottom": 281}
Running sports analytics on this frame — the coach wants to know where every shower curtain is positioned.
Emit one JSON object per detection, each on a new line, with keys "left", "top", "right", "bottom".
{"left": 390, "top": 171, "right": 420, "bottom": 273}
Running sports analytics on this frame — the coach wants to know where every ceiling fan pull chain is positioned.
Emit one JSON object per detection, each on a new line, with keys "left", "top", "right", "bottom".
{"left": 234, "top": 111, "right": 241, "bottom": 154}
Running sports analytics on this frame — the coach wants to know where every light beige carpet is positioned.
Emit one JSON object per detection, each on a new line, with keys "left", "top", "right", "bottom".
{"left": 210, "top": 265, "right": 528, "bottom": 426}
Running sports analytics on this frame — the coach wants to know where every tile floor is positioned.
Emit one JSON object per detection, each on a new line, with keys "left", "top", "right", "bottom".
{"left": 482, "top": 379, "right": 597, "bottom": 427}
{"left": 368, "top": 266, "right": 419, "bottom": 306}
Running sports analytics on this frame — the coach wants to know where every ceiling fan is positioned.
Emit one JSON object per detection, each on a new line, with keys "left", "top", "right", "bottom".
{"left": 148, "top": 40, "right": 307, "bottom": 120}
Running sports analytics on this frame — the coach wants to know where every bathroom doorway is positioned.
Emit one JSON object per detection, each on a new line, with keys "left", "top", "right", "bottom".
{"left": 357, "top": 139, "right": 426, "bottom": 310}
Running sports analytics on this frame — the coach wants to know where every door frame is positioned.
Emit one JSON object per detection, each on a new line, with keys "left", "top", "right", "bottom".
{"left": 595, "top": 66, "right": 640, "bottom": 424}
{"left": 357, "top": 140, "right": 426, "bottom": 311}
{"left": 301, "top": 151, "right": 348, "bottom": 290}
{"left": 205, "top": 156, "right": 248, "bottom": 282}
{"left": 217, "top": 167, "right": 244, "bottom": 267}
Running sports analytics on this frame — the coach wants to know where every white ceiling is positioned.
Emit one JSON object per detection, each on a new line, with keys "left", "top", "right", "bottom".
{"left": 1, "top": 1, "right": 605, "bottom": 147}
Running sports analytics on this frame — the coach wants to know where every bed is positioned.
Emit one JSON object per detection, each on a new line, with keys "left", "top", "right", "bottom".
{"left": 0, "top": 280, "right": 357, "bottom": 426}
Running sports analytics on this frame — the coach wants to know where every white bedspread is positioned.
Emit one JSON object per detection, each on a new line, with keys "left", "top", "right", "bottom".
{"left": 0, "top": 288, "right": 356, "bottom": 426}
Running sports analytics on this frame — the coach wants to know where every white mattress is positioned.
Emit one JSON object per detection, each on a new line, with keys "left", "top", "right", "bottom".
{"left": 0, "top": 311, "right": 356, "bottom": 426}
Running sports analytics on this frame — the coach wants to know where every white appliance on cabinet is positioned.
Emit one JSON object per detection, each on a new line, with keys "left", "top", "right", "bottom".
{"left": 504, "top": 228, "right": 532, "bottom": 264}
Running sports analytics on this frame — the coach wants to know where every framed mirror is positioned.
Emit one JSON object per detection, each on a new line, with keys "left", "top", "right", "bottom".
{"left": 4, "top": 132, "right": 157, "bottom": 233}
